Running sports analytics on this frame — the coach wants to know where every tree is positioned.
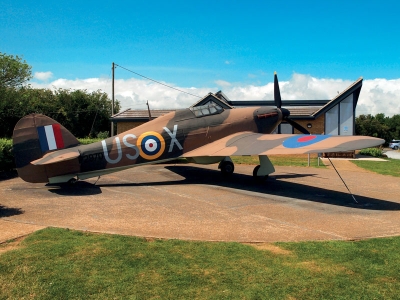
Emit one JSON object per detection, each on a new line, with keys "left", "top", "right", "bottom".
{"left": 0, "top": 86, "right": 119, "bottom": 138}
{"left": 0, "top": 52, "right": 32, "bottom": 88}
{"left": 50, "top": 88, "right": 120, "bottom": 138}
{"left": 356, "top": 113, "right": 400, "bottom": 145}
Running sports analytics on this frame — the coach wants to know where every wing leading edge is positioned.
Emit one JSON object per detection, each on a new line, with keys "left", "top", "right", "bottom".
{"left": 183, "top": 133, "right": 384, "bottom": 157}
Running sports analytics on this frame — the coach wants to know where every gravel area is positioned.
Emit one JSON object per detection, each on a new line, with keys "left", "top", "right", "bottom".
{"left": 1, "top": 162, "right": 399, "bottom": 243}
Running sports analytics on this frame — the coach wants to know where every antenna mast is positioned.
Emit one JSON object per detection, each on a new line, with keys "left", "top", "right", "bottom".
{"left": 146, "top": 100, "right": 152, "bottom": 121}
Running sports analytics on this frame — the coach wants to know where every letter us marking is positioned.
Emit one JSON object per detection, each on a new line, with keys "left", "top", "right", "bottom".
{"left": 102, "top": 134, "right": 140, "bottom": 164}
{"left": 163, "top": 124, "right": 183, "bottom": 153}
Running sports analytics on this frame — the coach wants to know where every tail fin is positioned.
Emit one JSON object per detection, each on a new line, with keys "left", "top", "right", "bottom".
{"left": 12, "top": 114, "right": 80, "bottom": 183}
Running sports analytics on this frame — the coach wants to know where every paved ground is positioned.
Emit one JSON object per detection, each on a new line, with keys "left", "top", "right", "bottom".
{"left": 1, "top": 162, "right": 399, "bottom": 243}
{"left": 385, "top": 150, "right": 400, "bottom": 159}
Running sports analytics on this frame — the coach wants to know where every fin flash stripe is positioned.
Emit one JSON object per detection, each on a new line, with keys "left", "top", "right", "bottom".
{"left": 37, "top": 124, "right": 64, "bottom": 152}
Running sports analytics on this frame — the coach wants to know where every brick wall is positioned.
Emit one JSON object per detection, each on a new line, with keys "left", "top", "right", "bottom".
{"left": 117, "top": 121, "right": 146, "bottom": 134}
{"left": 293, "top": 115, "right": 325, "bottom": 134}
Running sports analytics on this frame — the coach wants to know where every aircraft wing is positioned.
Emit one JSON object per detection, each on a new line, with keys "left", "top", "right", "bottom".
{"left": 183, "top": 133, "right": 384, "bottom": 157}
{"left": 31, "top": 149, "right": 80, "bottom": 165}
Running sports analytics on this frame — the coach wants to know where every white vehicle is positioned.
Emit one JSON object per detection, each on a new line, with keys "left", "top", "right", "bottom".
{"left": 389, "top": 140, "right": 400, "bottom": 150}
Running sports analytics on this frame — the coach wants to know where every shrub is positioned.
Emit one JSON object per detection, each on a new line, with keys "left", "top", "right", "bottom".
{"left": 0, "top": 138, "right": 15, "bottom": 171}
{"left": 78, "top": 138, "right": 102, "bottom": 145}
{"left": 96, "top": 131, "right": 109, "bottom": 139}
{"left": 359, "top": 147, "right": 383, "bottom": 157}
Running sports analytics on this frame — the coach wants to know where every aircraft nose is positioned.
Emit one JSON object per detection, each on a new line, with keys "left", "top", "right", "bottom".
{"left": 280, "top": 108, "right": 290, "bottom": 118}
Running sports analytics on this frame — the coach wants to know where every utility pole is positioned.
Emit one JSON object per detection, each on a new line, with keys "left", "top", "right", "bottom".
{"left": 111, "top": 62, "right": 115, "bottom": 136}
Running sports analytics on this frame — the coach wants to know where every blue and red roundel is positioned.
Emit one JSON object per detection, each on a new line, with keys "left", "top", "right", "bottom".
{"left": 283, "top": 135, "right": 330, "bottom": 148}
{"left": 137, "top": 131, "right": 166, "bottom": 160}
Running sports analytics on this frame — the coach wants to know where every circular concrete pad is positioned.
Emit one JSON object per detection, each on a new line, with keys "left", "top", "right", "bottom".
{"left": 1, "top": 163, "right": 400, "bottom": 242}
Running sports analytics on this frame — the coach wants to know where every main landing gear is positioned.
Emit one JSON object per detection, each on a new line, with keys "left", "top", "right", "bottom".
{"left": 219, "top": 159, "right": 235, "bottom": 176}
{"left": 253, "top": 165, "right": 268, "bottom": 181}
{"left": 252, "top": 155, "right": 275, "bottom": 181}
{"left": 218, "top": 156, "right": 275, "bottom": 180}
{"left": 67, "top": 178, "right": 78, "bottom": 186}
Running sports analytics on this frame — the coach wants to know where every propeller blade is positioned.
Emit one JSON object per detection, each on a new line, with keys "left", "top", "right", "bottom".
{"left": 285, "top": 118, "right": 310, "bottom": 135}
{"left": 274, "top": 71, "right": 282, "bottom": 108}
{"left": 274, "top": 72, "right": 309, "bottom": 135}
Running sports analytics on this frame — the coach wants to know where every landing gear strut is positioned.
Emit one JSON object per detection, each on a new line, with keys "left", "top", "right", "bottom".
{"left": 253, "top": 156, "right": 275, "bottom": 181}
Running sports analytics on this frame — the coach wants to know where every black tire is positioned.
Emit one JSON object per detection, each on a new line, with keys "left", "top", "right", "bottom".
{"left": 395, "top": 146, "right": 399, "bottom": 150}
{"left": 220, "top": 161, "right": 234, "bottom": 176}
{"left": 253, "top": 165, "right": 260, "bottom": 177}
{"left": 68, "top": 178, "right": 77, "bottom": 185}
{"left": 253, "top": 165, "right": 268, "bottom": 181}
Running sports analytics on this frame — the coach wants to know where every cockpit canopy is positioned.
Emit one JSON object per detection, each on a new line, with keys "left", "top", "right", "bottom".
{"left": 190, "top": 101, "right": 224, "bottom": 117}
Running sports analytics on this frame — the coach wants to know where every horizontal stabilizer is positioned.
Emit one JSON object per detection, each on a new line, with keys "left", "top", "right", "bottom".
{"left": 31, "top": 149, "right": 80, "bottom": 165}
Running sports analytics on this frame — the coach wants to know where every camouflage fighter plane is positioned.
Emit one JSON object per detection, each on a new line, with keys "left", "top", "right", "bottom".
{"left": 13, "top": 74, "right": 383, "bottom": 184}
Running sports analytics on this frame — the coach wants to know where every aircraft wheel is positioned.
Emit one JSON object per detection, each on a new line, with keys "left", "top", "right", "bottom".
{"left": 253, "top": 165, "right": 268, "bottom": 181}
{"left": 220, "top": 161, "right": 234, "bottom": 176}
{"left": 68, "top": 178, "right": 77, "bottom": 185}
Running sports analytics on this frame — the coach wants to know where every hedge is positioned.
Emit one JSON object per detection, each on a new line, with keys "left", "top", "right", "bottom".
{"left": 359, "top": 147, "right": 383, "bottom": 157}
{"left": 0, "top": 138, "right": 14, "bottom": 172}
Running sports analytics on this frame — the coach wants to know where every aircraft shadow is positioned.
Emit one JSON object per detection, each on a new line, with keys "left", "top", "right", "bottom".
{"left": 0, "top": 204, "right": 24, "bottom": 218}
{"left": 98, "top": 165, "right": 400, "bottom": 211}
{"left": 0, "top": 170, "right": 18, "bottom": 182}
{"left": 47, "top": 181, "right": 102, "bottom": 196}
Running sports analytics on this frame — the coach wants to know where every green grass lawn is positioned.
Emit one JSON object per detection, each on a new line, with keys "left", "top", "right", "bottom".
{"left": 1, "top": 228, "right": 400, "bottom": 299}
{"left": 352, "top": 158, "right": 400, "bottom": 177}
{"left": 232, "top": 154, "right": 326, "bottom": 168}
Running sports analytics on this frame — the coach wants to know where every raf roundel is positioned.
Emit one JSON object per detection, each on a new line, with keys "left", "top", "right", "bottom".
{"left": 137, "top": 131, "right": 166, "bottom": 160}
{"left": 283, "top": 135, "right": 330, "bottom": 148}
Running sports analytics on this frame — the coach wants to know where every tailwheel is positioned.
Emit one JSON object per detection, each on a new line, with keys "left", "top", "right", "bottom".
{"left": 220, "top": 160, "right": 234, "bottom": 176}
{"left": 253, "top": 165, "right": 268, "bottom": 181}
{"left": 68, "top": 178, "right": 77, "bottom": 185}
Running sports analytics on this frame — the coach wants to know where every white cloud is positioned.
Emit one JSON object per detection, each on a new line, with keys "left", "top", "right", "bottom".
{"left": 34, "top": 71, "right": 53, "bottom": 81}
{"left": 358, "top": 78, "right": 400, "bottom": 116}
{"left": 30, "top": 73, "right": 400, "bottom": 116}
{"left": 31, "top": 77, "right": 212, "bottom": 111}
{"left": 215, "top": 80, "right": 231, "bottom": 87}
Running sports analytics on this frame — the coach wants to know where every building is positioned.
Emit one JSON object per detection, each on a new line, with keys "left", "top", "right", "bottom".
{"left": 110, "top": 77, "right": 363, "bottom": 138}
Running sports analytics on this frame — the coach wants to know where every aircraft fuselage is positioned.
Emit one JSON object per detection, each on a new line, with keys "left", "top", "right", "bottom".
{"left": 75, "top": 106, "right": 282, "bottom": 177}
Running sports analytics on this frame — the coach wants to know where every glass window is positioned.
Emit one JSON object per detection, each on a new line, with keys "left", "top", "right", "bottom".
{"left": 190, "top": 101, "right": 224, "bottom": 117}
{"left": 202, "top": 108, "right": 210, "bottom": 115}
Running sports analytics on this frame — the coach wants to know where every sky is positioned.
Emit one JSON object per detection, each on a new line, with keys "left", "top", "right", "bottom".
{"left": 1, "top": 0, "right": 400, "bottom": 115}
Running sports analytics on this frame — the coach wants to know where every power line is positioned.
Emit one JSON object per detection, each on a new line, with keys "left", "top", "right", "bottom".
{"left": 114, "top": 63, "right": 202, "bottom": 99}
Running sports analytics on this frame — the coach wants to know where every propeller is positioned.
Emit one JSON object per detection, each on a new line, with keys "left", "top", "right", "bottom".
{"left": 274, "top": 72, "right": 310, "bottom": 135}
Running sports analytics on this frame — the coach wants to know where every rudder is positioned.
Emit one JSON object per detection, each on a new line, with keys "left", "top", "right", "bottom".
{"left": 12, "top": 114, "right": 80, "bottom": 183}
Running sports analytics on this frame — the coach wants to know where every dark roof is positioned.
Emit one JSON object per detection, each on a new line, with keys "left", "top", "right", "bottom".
{"left": 227, "top": 100, "right": 330, "bottom": 107}
{"left": 252, "top": 106, "right": 321, "bottom": 118}
{"left": 285, "top": 106, "right": 322, "bottom": 117}
{"left": 111, "top": 108, "right": 175, "bottom": 121}
{"left": 312, "top": 77, "right": 363, "bottom": 118}
{"left": 110, "top": 78, "right": 363, "bottom": 121}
